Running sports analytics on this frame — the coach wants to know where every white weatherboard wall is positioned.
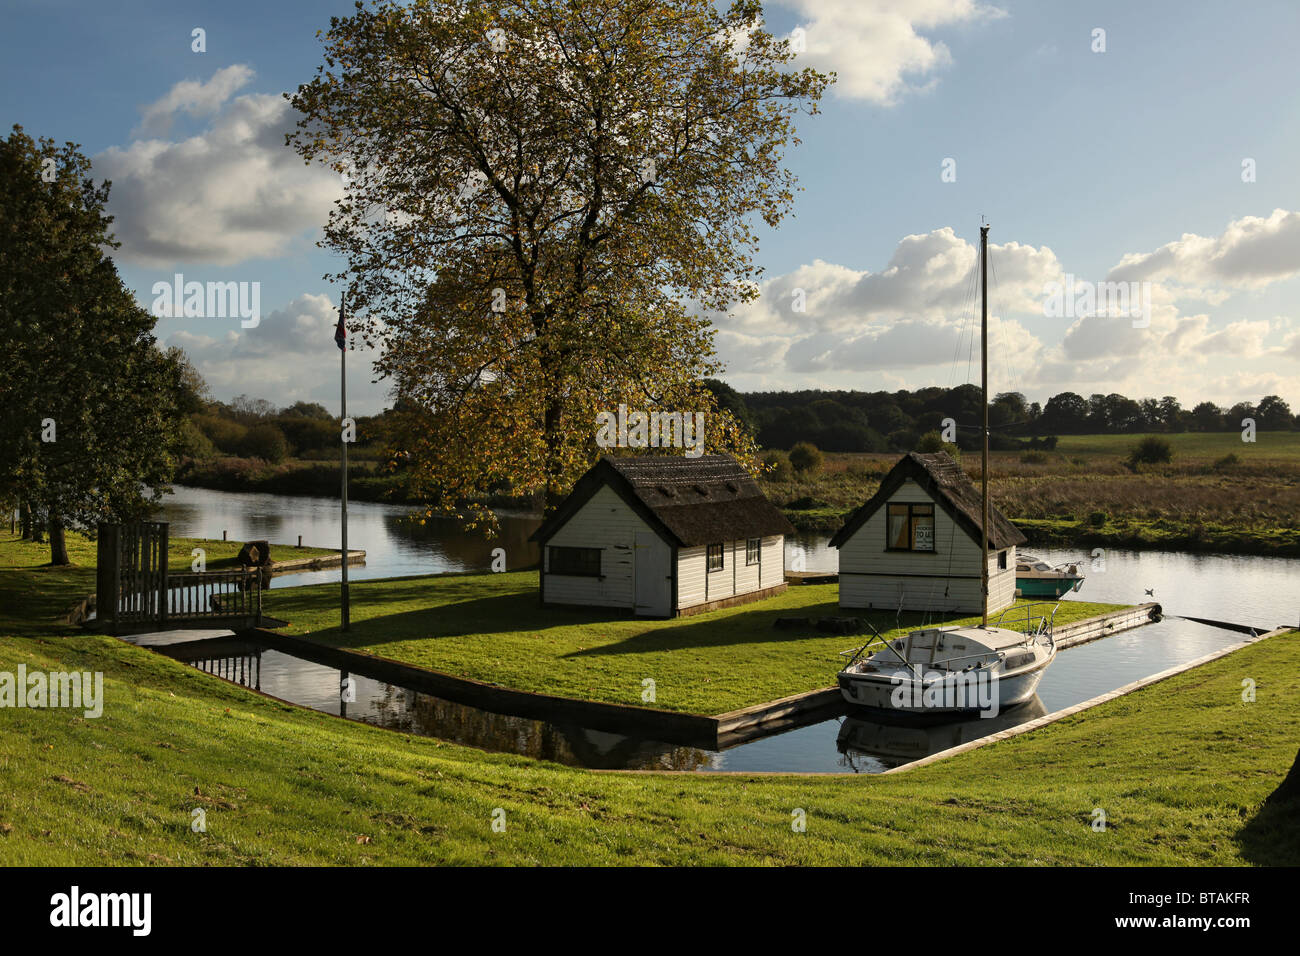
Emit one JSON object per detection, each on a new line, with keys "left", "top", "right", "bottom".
{"left": 544, "top": 485, "right": 659, "bottom": 610}
{"left": 838, "top": 479, "right": 1016, "bottom": 613}
{"left": 676, "top": 535, "right": 784, "bottom": 612}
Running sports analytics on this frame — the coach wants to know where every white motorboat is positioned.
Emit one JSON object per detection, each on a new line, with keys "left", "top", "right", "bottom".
{"left": 836, "top": 602, "right": 1060, "bottom": 716}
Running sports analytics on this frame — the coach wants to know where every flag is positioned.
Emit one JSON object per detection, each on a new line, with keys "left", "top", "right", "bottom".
{"left": 334, "top": 304, "right": 347, "bottom": 351}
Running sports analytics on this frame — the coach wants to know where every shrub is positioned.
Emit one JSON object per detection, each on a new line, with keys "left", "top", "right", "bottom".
{"left": 1127, "top": 435, "right": 1174, "bottom": 467}
{"left": 178, "top": 418, "right": 217, "bottom": 459}
{"left": 915, "top": 430, "right": 960, "bottom": 461}
{"left": 195, "top": 413, "right": 248, "bottom": 455}
{"left": 788, "top": 441, "right": 824, "bottom": 476}
{"left": 915, "top": 430, "right": 945, "bottom": 453}
{"left": 241, "top": 423, "right": 290, "bottom": 464}
{"left": 785, "top": 495, "right": 830, "bottom": 511}
{"left": 1088, "top": 511, "right": 1108, "bottom": 527}
{"left": 1019, "top": 450, "right": 1049, "bottom": 465}
{"left": 760, "top": 449, "right": 793, "bottom": 482}
{"left": 1212, "top": 453, "right": 1240, "bottom": 471}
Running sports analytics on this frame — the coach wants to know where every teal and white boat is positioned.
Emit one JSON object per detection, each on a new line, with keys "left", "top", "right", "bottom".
{"left": 1016, "top": 555, "right": 1084, "bottom": 598}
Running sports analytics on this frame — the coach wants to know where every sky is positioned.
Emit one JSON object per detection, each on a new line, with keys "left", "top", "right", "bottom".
{"left": 3, "top": 0, "right": 1299, "bottom": 416}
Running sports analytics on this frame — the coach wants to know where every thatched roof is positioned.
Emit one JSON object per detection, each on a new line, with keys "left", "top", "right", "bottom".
{"left": 531, "top": 454, "right": 794, "bottom": 548}
{"left": 827, "top": 451, "right": 1026, "bottom": 551}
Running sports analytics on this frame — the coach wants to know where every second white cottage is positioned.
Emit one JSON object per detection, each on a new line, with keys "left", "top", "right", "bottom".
{"left": 829, "top": 451, "right": 1026, "bottom": 615}
{"left": 531, "top": 454, "right": 794, "bottom": 617}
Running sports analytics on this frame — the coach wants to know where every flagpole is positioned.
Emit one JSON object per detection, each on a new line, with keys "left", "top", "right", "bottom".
{"left": 340, "top": 292, "right": 350, "bottom": 632}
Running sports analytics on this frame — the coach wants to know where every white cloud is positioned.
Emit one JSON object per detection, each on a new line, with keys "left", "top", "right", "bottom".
{"left": 166, "top": 293, "right": 390, "bottom": 414}
{"left": 777, "top": 0, "right": 1004, "bottom": 104}
{"left": 709, "top": 220, "right": 1300, "bottom": 410}
{"left": 96, "top": 72, "right": 340, "bottom": 266}
{"left": 1109, "top": 208, "right": 1300, "bottom": 291}
{"left": 135, "top": 64, "right": 256, "bottom": 134}
{"left": 708, "top": 227, "right": 1058, "bottom": 380}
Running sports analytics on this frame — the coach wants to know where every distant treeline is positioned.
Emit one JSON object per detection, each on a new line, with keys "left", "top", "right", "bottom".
{"left": 704, "top": 381, "right": 1296, "bottom": 453}
{"left": 183, "top": 394, "right": 396, "bottom": 463}
{"left": 185, "top": 386, "right": 1296, "bottom": 463}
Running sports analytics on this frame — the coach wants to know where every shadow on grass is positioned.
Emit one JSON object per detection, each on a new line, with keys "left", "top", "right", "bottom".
{"left": 560, "top": 604, "right": 951, "bottom": 658}
{"left": 292, "top": 587, "right": 644, "bottom": 650}
{"left": 1235, "top": 748, "right": 1300, "bottom": 865}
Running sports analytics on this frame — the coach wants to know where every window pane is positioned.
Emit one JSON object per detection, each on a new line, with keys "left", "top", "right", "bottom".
{"left": 912, "top": 510, "right": 935, "bottom": 551}
{"left": 708, "top": 543, "right": 724, "bottom": 571}
{"left": 888, "top": 504, "right": 909, "bottom": 549}
{"left": 550, "top": 546, "right": 601, "bottom": 576}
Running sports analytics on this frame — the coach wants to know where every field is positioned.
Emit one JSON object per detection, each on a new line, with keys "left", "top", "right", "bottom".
{"left": 764, "top": 432, "right": 1300, "bottom": 555}
{"left": 1, "top": 532, "right": 1298, "bottom": 866}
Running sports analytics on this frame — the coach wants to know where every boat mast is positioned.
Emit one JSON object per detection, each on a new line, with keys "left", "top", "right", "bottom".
{"left": 980, "top": 223, "right": 990, "bottom": 628}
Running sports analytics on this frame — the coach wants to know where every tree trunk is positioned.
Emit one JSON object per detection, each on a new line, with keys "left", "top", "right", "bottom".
{"left": 542, "top": 395, "right": 565, "bottom": 518}
{"left": 19, "top": 500, "right": 32, "bottom": 540}
{"left": 48, "top": 514, "right": 70, "bottom": 566}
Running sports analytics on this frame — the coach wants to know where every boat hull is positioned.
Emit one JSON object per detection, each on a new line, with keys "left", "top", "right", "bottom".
{"left": 1016, "top": 575, "right": 1083, "bottom": 598}
{"left": 838, "top": 657, "right": 1052, "bottom": 716}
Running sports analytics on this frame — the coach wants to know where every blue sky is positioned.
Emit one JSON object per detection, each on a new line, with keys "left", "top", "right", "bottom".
{"left": 4, "top": 0, "right": 1299, "bottom": 415}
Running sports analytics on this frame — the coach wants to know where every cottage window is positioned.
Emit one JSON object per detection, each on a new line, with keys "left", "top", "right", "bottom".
{"left": 998, "top": 550, "right": 1008, "bottom": 570}
{"left": 707, "top": 543, "right": 725, "bottom": 571}
{"left": 745, "top": 538, "right": 761, "bottom": 566}
{"left": 886, "top": 502, "right": 936, "bottom": 552}
{"left": 548, "top": 546, "right": 602, "bottom": 577}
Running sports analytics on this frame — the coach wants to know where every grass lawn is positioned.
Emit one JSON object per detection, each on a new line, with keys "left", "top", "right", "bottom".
{"left": 270, "top": 572, "right": 1124, "bottom": 715}
{"left": 3, "top": 529, "right": 1296, "bottom": 866}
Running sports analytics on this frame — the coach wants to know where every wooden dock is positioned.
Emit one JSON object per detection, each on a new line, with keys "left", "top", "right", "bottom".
{"left": 784, "top": 571, "right": 838, "bottom": 585}
{"left": 269, "top": 549, "right": 365, "bottom": 576}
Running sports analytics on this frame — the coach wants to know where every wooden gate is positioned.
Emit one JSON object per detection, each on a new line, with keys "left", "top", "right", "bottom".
{"left": 97, "top": 522, "right": 169, "bottom": 634}
{"left": 96, "top": 522, "right": 262, "bottom": 635}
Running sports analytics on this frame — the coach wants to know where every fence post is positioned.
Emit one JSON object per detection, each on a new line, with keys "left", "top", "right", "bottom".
{"left": 158, "top": 523, "right": 169, "bottom": 630}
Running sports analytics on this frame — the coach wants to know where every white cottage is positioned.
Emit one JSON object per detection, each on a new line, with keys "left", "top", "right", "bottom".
{"left": 531, "top": 454, "right": 794, "bottom": 617}
{"left": 829, "top": 452, "right": 1026, "bottom": 614}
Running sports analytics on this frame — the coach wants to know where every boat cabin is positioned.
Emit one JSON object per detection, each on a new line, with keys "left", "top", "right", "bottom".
{"left": 531, "top": 454, "right": 794, "bottom": 617}
{"left": 828, "top": 451, "right": 1026, "bottom": 614}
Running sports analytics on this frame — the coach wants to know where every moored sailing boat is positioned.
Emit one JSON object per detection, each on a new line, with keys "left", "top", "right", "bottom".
{"left": 837, "top": 224, "right": 1060, "bottom": 716}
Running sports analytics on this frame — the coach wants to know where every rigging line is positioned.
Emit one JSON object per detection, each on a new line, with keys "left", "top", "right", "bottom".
{"left": 988, "top": 247, "right": 1028, "bottom": 413}
{"left": 946, "top": 253, "right": 980, "bottom": 392}
{"left": 964, "top": 245, "right": 980, "bottom": 389}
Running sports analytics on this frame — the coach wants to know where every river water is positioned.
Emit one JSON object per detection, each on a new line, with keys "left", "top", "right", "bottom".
{"left": 146, "top": 485, "right": 1298, "bottom": 773}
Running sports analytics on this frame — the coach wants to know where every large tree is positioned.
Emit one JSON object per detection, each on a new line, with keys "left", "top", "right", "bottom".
{"left": 288, "top": 0, "right": 831, "bottom": 522}
{"left": 0, "top": 126, "right": 190, "bottom": 564}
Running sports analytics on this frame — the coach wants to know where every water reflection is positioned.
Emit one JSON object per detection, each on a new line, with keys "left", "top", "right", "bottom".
{"left": 168, "top": 639, "right": 712, "bottom": 771}
{"left": 836, "top": 696, "right": 1049, "bottom": 773}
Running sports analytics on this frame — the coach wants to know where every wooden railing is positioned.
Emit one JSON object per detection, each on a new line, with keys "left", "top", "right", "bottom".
{"left": 166, "top": 569, "right": 262, "bottom": 625}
